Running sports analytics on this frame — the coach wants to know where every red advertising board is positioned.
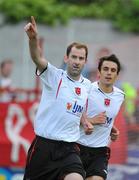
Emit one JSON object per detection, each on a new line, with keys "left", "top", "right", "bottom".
{"left": 0, "top": 101, "right": 128, "bottom": 168}
{"left": 0, "top": 102, "right": 38, "bottom": 168}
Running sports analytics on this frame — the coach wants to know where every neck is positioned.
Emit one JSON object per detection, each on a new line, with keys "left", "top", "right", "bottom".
{"left": 98, "top": 81, "right": 113, "bottom": 93}
{"left": 67, "top": 72, "right": 80, "bottom": 81}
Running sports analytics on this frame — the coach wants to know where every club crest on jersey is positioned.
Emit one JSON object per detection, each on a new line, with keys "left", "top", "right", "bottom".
{"left": 104, "top": 98, "right": 110, "bottom": 106}
{"left": 75, "top": 87, "right": 81, "bottom": 95}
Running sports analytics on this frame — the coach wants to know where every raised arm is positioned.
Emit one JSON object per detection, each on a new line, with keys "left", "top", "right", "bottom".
{"left": 24, "top": 16, "right": 48, "bottom": 72}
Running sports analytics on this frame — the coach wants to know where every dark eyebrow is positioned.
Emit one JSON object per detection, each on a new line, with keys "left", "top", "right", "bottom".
{"left": 103, "top": 66, "right": 109, "bottom": 69}
{"left": 103, "top": 66, "right": 116, "bottom": 69}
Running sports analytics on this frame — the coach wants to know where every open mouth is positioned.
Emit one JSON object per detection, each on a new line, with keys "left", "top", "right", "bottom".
{"left": 105, "top": 77, "right": 112, "bottom": 81}
{"left": 73, "top": 66, "right": 79, "bottom": 70}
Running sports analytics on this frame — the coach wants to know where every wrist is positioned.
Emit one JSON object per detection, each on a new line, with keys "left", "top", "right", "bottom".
{"left": 29, "top": 34, "right": 38, "bottom": 41}
{"left": 89, "top": 118, "right": 95, "bottom": 125}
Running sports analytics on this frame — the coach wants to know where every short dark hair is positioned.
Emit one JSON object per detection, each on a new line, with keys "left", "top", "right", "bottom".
{"left": 66, "top": 42, "right": 88, "bottom": 59}
{"left": 98, "top": 54, "right": 121, "bottom": 74}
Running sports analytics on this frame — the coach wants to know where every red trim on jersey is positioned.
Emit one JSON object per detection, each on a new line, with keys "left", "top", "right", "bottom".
{"left": 85, "top": 98, "right": 88, "bottom": 112}
{"left": 56, "top": 78, "right": 62, "bottom": 99}
{"left": 29, "top": 138, "right": 38, "bottom": 164}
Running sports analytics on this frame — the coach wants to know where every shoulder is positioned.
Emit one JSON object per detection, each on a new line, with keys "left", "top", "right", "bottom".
{"left": 48, "top": 63, "right": 64, "bottom": 73}
{"left": 81, "top": 77, "right": 91, "bottom": 94}
{"left": 82, "top": 77, "right": 91, "bottom": 86}
{"left": 114, "top": 86, "right": 125, "bottom": 94}
{"left": 90, "top": 81, "right": 98, "bottom": 91}
{"left": 82, "top": 77, "right": 91, "bottom": 88}
{"left": 113, "top": 86, "right": 125, "bottom": 98}
{"left": 87, "top": 81, "right": 98, "bottom": 96}
{"left": 46, "top": 63, "right": 64, "bottom": 78}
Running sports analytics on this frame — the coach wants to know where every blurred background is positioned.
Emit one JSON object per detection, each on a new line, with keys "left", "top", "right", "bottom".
{"left": 0, "top": 0, "right": 139, "bottom": 179}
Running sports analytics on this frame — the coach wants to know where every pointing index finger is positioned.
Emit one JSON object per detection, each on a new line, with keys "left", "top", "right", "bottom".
{"left": 31, "top": 16, "right": 36, "bottom": 27}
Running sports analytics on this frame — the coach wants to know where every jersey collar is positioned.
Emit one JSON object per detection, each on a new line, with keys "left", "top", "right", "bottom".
{"left": 65, "top": 71, "right": 84, "bottom": 83}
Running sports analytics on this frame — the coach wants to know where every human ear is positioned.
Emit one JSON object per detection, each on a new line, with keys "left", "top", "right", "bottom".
{"left": 64, "top": 55, "right": 68, "bottom": 63}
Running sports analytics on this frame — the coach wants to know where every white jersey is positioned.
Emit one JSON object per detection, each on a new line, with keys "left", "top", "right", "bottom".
{"left": 78, "top": 81, "right": 125, "bottom": 147}
{"left": 34, "top": 63, "right": 91, "bottom": 142}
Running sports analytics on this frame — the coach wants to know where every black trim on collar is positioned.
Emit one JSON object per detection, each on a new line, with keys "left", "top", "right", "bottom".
{"left": 66, "top": 75, "right": 84, "bottom": 83}
{"left": 98, "top": 88, "right": 114, "bottom": 95}
{"left": 67, "top": 76, "right": 75, "bottom": 82}
{"left": 98, "top": 88, "right": 105, "bottom": 95}
{"left": 81, "top": 79, "right": 84, "bottom": 83}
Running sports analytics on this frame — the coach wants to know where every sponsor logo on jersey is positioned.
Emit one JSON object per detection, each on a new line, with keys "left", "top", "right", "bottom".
{"left": 67, "top": 103, "right": 72, "bottom": 110}
{"left": 102, "top": 116, "right": 113, "bottom": 127}
{"left": 66, "top": 101, "right": 83, "bottom": 117}
{"left": 106, "top": 116, "right": 112, "bottom": 125}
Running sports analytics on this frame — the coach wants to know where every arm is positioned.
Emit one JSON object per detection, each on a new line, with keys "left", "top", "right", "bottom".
{"left": 110, "top": 125, "right": 119, "bottom": 141}
{"left": 81, "top": 111, "right": 107, "bottom": 134}
{"left": 110, "top": 102, "right": 124, "bottom": 142}
{"left": 80, "top": 113, "right": 94, "bottom": 135}
{"left": 87, "top": 111, "right": 106, "bottom": 125}
{"left": 24, "top": 16, "right": 47, "bottom": 72}
{"left": 80, "top": 111, "right": 106, "bottom": 134}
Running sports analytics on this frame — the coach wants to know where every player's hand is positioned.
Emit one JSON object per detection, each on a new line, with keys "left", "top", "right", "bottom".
{"left": 110, "top": 126, "right": 119, "bottom": 141}
{"left": 81, "top": 113, "right": 94, "bottom": 135}
{"left": 89, "top": 111, "right": 106, "bottom": 125}
{"left": 24, "top": 16, "right": 38, "bottom": 40}
{"left": 84, "top": 120, "right": 94, "bottom": 135}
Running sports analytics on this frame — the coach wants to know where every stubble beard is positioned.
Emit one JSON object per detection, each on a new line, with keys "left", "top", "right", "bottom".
{"left": 69, "top": 69, "right": 81, "bottom": 80}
